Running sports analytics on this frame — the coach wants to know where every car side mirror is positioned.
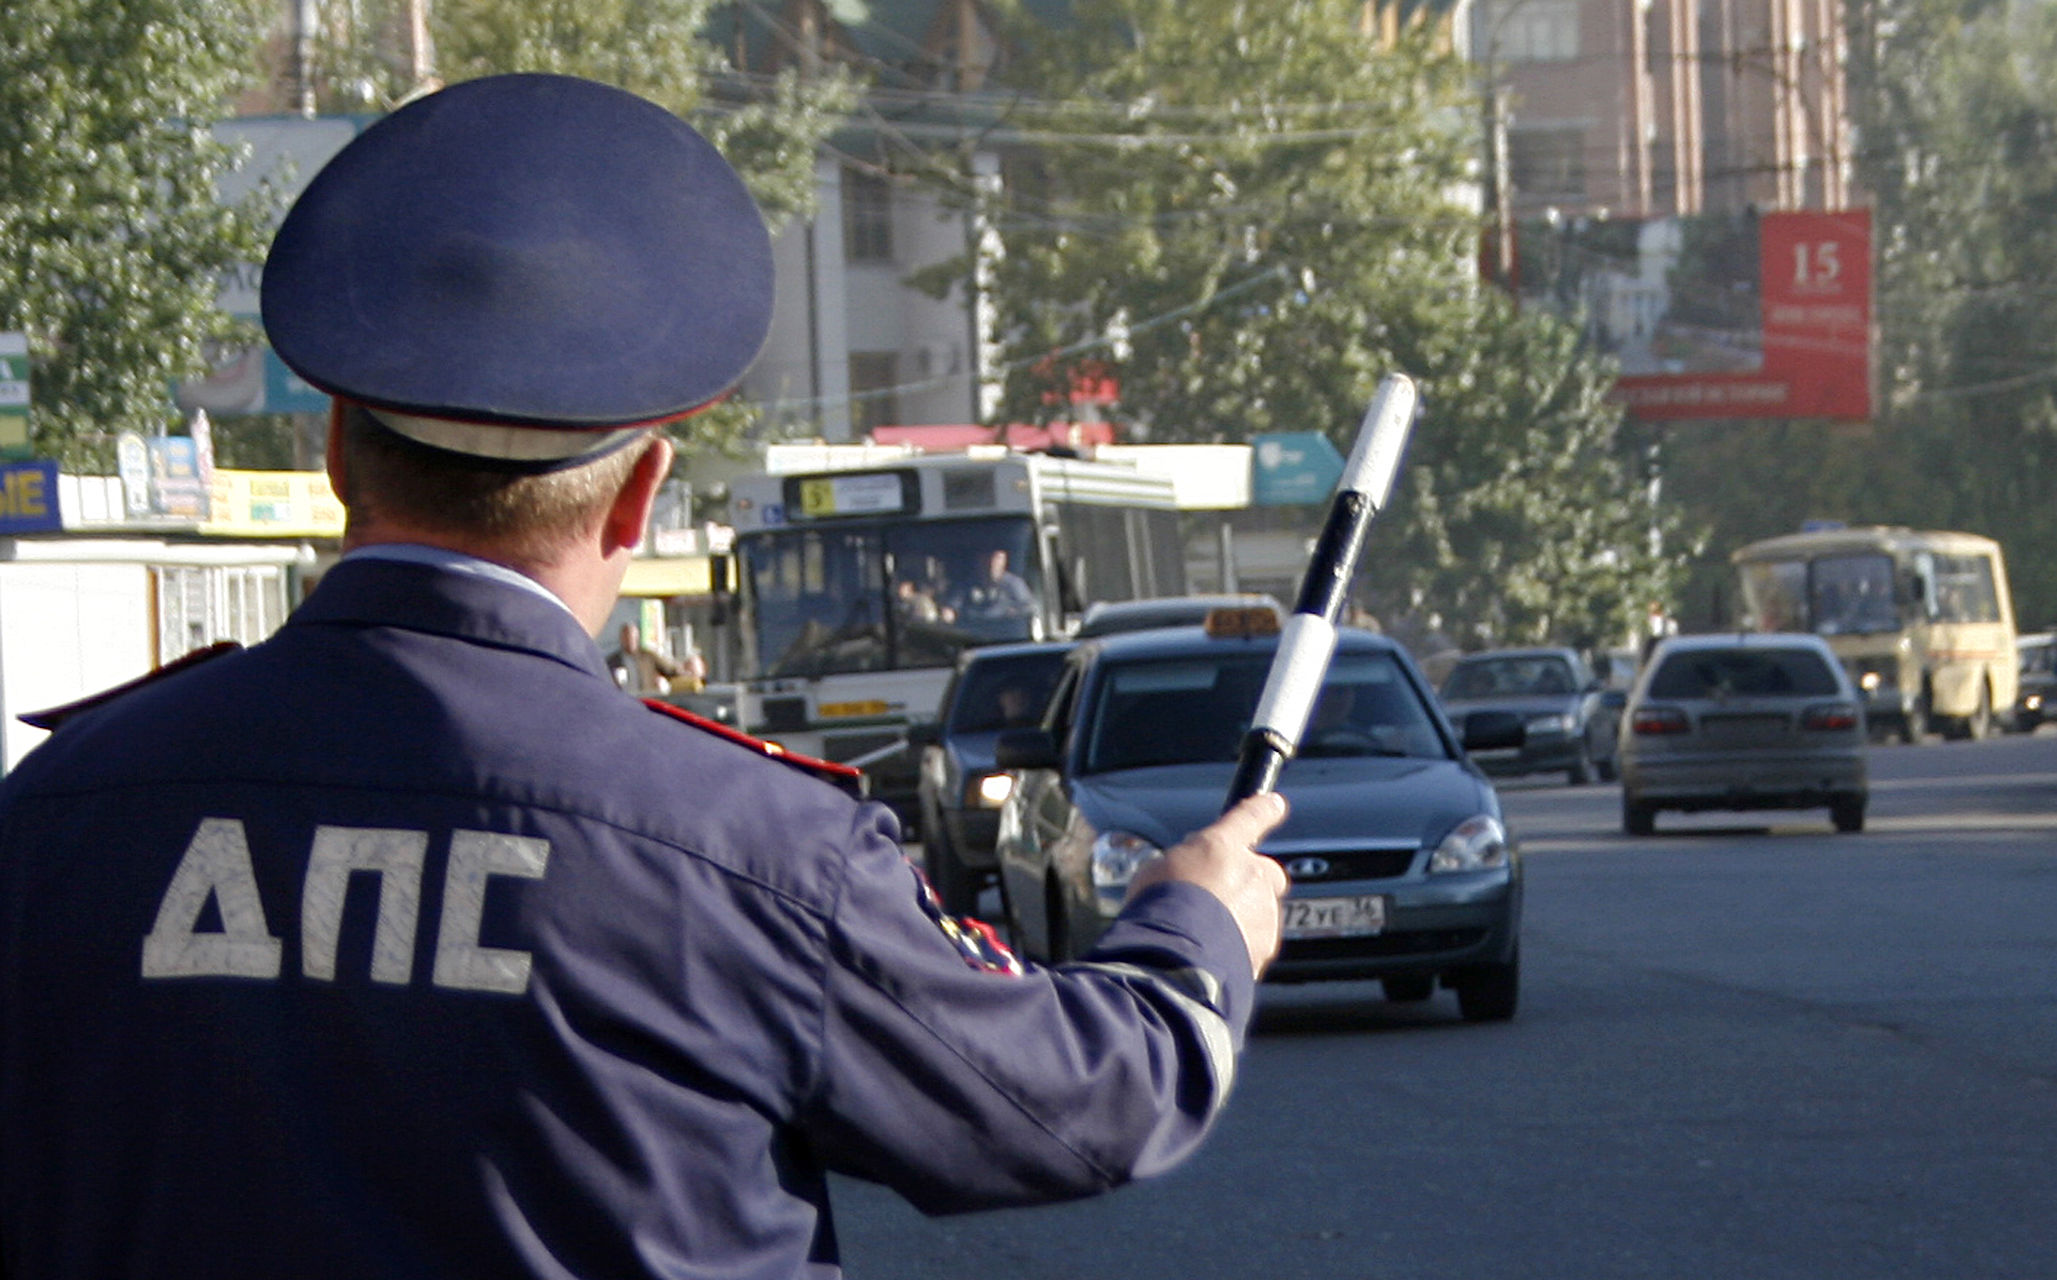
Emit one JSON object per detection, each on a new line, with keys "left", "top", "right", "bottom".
{"left": 905, "top": 721, "right": 941, "bottom": 748}
{"left": 993, "top": 726, "right": 1061, "bottom": 771}
{"left": 1460, "top": 709, "right": 1526, "bottom": 753}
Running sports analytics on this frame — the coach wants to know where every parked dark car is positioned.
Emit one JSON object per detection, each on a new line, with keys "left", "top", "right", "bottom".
{"left": 909, "top": 641, "right": 1073, "bottom": 914}
{"left": 2014, "top": 632, "right": 2055, "bottom": 732}
{"left": 1616, "top": 633, "right": 1868, "bottom": 835}
{"left": 993, "top": 613, "right": 1526, "bottom": 1021}
{"left": 1438, "top": 647, "right": 1619, "bottom": 785}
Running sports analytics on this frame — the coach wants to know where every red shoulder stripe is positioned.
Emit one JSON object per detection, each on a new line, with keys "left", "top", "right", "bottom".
{"left": 641, "top": 698, "right": 868, "bottom": 798}
{"left": 18, "top": 641, "right": 243, "bottom": 732}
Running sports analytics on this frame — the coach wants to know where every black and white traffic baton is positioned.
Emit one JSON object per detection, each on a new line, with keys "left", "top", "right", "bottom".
{"left": 1224, "top": 373, "right": 1419, "bottom": 810}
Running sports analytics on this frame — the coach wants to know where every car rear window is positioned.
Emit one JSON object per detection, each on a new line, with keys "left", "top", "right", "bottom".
{"left": 1647, "top": 647, "right": 1842, "bottom": 698}
{"left": 1443, "top": 656, "right": 1578, "bottom": 698}
{"left": 948, "top": 651, "right": 1069, "bottom": 732}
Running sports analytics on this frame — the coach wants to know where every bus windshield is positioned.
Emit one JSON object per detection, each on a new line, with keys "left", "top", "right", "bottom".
{"left": 741, "top": 516, "right": 1042, "bottom": 678}
{"left": 1738, "top": 553, "right": 1902, "bottom": 635}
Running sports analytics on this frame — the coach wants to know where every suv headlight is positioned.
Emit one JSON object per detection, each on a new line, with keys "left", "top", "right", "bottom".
{"left": 1091, "top": 830, "right": 1162, "bottom": 905}
{"left": 1429, "top": 815, "right": 1511, "bottom": 873}
{"left": 970, "top": 772, "right": 1014, "bottom": 808}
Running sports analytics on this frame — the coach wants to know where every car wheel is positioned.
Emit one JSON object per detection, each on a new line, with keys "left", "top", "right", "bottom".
{"left": 1381, "top": 975, "right": 1435, "bottom": 1004}
{"left": 1830, "top": 793, "right": 1866, "bottom": 834}
{"left": 1622, "top": 794, "right": 1657, "bottom": 837}
{"left": 1454, "top": 949, "right": 1519, "bottom": 1023}
{"left": 1043, "top": 873, "right": 1073, "bottom": 963}
{"left": 925, "top": 823, "right": 983, "bottom": 917}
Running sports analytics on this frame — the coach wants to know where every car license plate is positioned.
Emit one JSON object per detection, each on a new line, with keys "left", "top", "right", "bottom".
{"left": 1282, "top": 894, "right": 1387, "bottom": 939}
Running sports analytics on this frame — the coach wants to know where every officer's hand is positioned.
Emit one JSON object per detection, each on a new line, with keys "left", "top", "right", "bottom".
{"left": 1125, "top": 792, "right": 1289, "bottom": 980}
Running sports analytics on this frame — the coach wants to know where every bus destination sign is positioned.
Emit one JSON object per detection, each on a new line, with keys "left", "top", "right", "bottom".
{"left": 788, "top": 470, "right": 917, "bottom": 520}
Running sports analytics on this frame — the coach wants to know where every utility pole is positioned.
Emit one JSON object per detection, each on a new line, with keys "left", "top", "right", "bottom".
{"left": 1486, "top": 83, "right": 1516, "bottom": 290}
{"left": 292, "top": 0, "right": 318, "bottom": 117}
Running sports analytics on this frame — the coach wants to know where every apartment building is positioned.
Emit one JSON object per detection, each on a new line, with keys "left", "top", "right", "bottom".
{"left": 1475, "top": 0, "right": 1853, "bottom": 219}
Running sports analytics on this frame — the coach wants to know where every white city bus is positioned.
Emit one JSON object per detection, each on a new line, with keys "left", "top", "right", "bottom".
{"left": 726, "top": 451, "right": 1186, "bottom": 823}
{"left": 1732, "top": 526, "right": 2018, "bottom": 741}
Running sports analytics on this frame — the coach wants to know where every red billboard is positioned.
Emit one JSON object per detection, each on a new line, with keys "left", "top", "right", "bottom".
{"left": 1515, "top": 209, "right": 1872, "bottom": 422}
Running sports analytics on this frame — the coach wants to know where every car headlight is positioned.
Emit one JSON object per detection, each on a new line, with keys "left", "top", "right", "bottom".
{"left": 970, "top": 772, "right": 1014, "bottom": 808}
{"left": 1091, "top": 830, "right": 1162, "bottom": 904}
{"left": 1525, "top": 712, "right": 1573, "bottom": 735}
{"left": 1429, "top": 815, "right": 1511, "bottom": 873}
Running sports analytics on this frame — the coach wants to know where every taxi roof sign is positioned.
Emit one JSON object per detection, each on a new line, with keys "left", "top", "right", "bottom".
{"left": 1204, "top": 606, "right": 1282, "bottom": 639}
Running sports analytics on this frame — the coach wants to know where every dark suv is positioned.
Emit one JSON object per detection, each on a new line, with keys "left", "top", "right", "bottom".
{"left": 909, "top": 642, "right": 1072, "bottom": 914}
{"left": 1438, "top": 647, "right": 1619, "bottom": 785}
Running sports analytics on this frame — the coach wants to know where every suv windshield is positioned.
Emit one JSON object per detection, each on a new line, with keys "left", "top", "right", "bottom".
{"left": 1084, "top": 650, "right": 1443, "bottom": 773}
{"left": 948, "top": 651, "right": 1069, "bottom": 733}
{"left": 1649, "top": 647, "right": 1842, "bottom": 699}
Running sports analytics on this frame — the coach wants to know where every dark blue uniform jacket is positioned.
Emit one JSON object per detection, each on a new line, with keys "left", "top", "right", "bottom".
{"left": 0, "top": 557, "right": 1256, "bottom": 1279}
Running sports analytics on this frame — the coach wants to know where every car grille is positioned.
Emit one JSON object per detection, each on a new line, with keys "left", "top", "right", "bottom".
{"left": 1265, "top": 848, "right": 1417, "bottom": 882}
{"left": 821, "top": 729, "right": 903, "bottom": 764}
{"left": 1281, "top": 928, "right": 1487, "bottom": 961}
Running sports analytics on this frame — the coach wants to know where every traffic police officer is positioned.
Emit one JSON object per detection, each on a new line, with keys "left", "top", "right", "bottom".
{"left": 0, "top": 74, "right": 1287, "bottom": 1279}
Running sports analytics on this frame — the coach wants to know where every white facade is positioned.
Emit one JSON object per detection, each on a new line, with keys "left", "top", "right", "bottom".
{"left": 743, "top": 153, "right": 999, "bottom": 441}
{"left": 0, "top": 539, "right": 309, "bottom": 773}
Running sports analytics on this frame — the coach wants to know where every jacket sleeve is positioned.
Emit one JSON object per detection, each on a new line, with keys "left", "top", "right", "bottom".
{"left": 800, "top": 804, "right": 1256, "bottom": 1215}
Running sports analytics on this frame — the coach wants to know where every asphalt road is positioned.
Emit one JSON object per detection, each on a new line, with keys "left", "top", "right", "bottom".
{"left": 829, "top": 732, "right": 2057, "bottom": 1279}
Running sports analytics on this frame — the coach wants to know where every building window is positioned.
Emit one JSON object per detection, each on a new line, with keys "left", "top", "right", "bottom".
{"left": 849, "top": 351, "right": 900, "bottom": 434}
{"left": 153, "top": 564, "right": 290, "bottom": 661}
{"left": 844, "top": 168, "right": 893, "bottom": 262}
{"left": 1509, "top": 126, "right": 1587, "bottom": 200}
{"left": 1486, "top": 0, "right": 1580, "bottom": 63}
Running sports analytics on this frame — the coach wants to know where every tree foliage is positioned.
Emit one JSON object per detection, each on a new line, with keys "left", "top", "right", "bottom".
{"left": 304, "top": 0, "right": 855, "bottom": 459}
{"left": 1847, "top": 0, "right": 2057, "bottom": 629}
{"left": 1657, "top": 0, "right": 2057, "bottom": 629}
{"left": 0, "top": 0, "right": 277, "bottom": 467}
{"left": 974, "top": 0, "right": 1683, "bottom": 650}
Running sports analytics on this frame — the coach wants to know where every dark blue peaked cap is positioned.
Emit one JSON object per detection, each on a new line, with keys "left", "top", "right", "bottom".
{"left": 262, "top": 74, "right": 773, "bottom": 459}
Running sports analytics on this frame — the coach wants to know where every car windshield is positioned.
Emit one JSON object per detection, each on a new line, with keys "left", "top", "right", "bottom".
{"left": 948, "top": 651, "right": 1069, "bottom": 733}
{"left": 2022, "top": 641, "right": 2056, "bottom": 675}
{"left": 1648, "top": 647, "right": 1842, "bottom": 698}
{"left": 1443, "top": 655, "right": 1579, "bottom": 699}
{"left": 1083, "top": 649, "right": 1443, "bottom": 773}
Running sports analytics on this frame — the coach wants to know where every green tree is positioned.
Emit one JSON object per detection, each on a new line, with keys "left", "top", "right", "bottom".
{"left": 1659, "top": 0, "right": 2057, "bottom": 631}
{"left": 0, "top": 0, "right": 277, "bottom": 468}
{"left": 1850, "top": 0, "right": 2057, "bottom": 629}
{"left": 968, "top": 0, "right": 1681, "bottom": 650}
{"left": 308, "top": 0, "right": 856, "bottom": 459}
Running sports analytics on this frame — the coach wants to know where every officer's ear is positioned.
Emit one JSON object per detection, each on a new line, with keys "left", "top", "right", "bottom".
{"left": 601, "top": 434, "right": 673, "bottom": 557}
{"left": 323, "top": 401, "right": 350, "bottom": 506}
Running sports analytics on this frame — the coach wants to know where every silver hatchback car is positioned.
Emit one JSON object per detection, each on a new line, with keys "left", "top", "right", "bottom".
{"left": 1618, "top": 633, "right": 1868, "bottom": 835}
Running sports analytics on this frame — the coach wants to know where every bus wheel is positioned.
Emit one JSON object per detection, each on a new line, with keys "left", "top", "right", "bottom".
{"left": 1965, "top": 684, "right": 1993, "bottom": 740}
{"left": 1900, "top": 699, "right": 1928, "bottom": 745}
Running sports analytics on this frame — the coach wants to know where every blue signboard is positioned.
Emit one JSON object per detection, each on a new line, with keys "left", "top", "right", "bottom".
{"left": 1250, "top": 431, "right": 1345, "bottom": 506}
{"left": 0, "top": 460, "right": 62, "bottom": 534}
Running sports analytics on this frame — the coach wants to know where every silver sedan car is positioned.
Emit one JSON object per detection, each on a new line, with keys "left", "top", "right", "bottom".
{"left": 992, "top": 618, "right": 1525, "bottom": 1020}
{"left": 1618, "top": 632, "right": 1868, "bottom": 835}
